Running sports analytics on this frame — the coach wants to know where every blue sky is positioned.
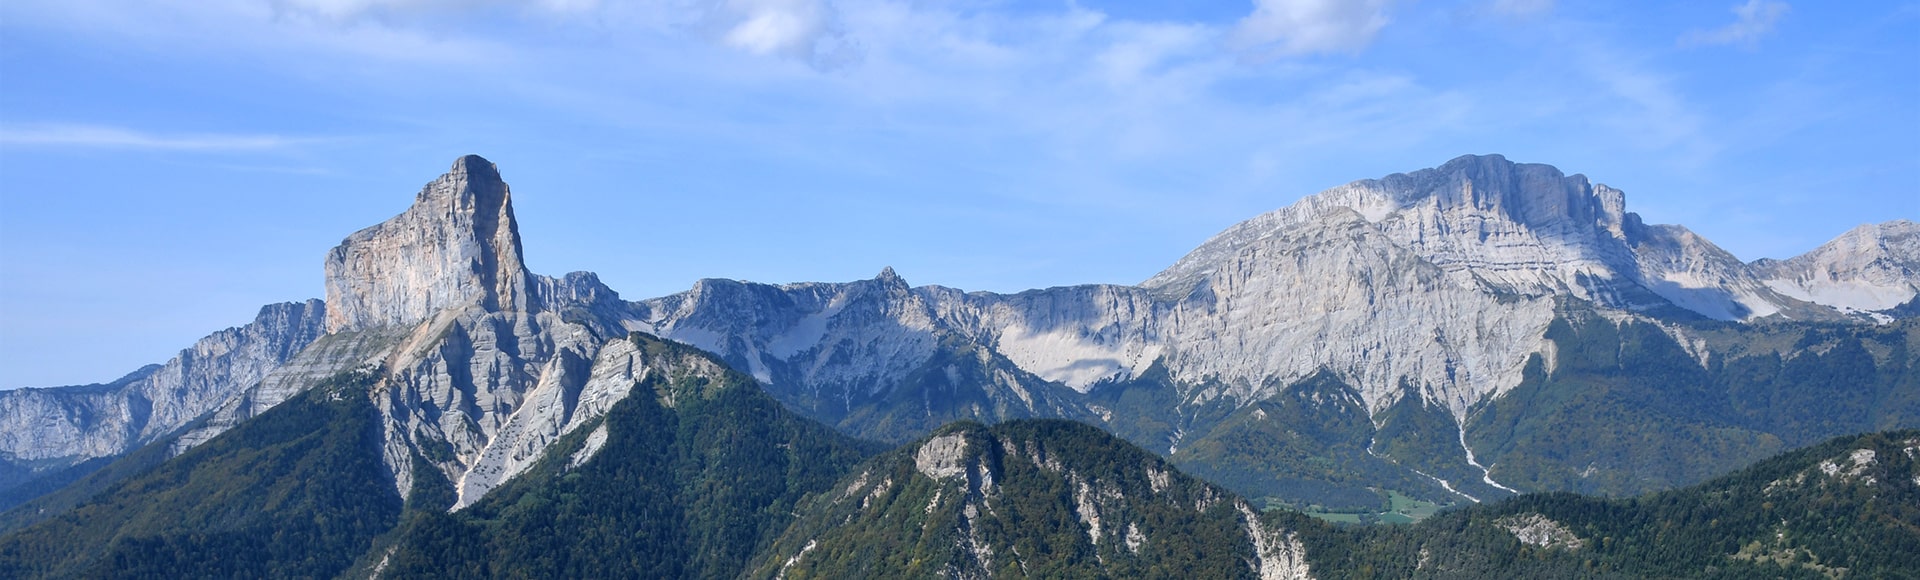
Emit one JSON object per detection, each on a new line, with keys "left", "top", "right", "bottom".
{"left": 1, "top": 0, "right": 1916, "bottom": 388}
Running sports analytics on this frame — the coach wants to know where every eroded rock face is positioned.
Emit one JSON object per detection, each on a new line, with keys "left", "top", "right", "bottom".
{"left": 84, "top": 156, "right": 647, "bottom": 506}
{"left": 324, "top": 154, "right": 531, "bottom": 334}
{"left": 1146, "top": 155, "right": 1795, "bottom": 321}
{"left": 1754, "top": 219, "right": 1920, "bottom": 313}
{"left": 1241, "top": 502, "right": 1314, "bottom": 580}
{"left": 915, "top": 432, "right": 971, "bottom": 480}
{"left": 9, "top": 153, "right": 1913, "bottom": 512}
{"left": 0, "top": 300, "right": 326, "bottom": 471}
{"left": 289, "top": 156, "right": 643, "bottom": 501}
{"left": 613, "top": 155, "right": 1915, "bottom": 431}
{"left": 1496, "top": 513, "right": 1586, "bottom": 550}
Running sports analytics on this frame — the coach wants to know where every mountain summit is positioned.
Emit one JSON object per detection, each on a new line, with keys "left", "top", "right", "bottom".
{"left": 324, "top": 154, "right": 532, "bottom": 332}
{"left": 1754, "top": 219, "right": 1920, "bottom": 313}
{"left": 1146, "top": 154, "right": 1802, "bottom": 322}
{"left": 4, "top": 154, "right": 1913, "bottom": 520}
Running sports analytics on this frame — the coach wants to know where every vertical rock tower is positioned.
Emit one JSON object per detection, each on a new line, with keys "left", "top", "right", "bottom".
{"left": 323, "top": 154, "right": 532, "bottom": 332}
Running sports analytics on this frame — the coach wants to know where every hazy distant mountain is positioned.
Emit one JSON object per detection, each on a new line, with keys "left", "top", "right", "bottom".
{"left": 0, "top": 300, "right": 325, "bottom": 506}
{"left": 2, "top": 154, "right": 1914, "bottom": 519}
{"left": 1752, "top": 219, "right": 1920, "bottom": 314}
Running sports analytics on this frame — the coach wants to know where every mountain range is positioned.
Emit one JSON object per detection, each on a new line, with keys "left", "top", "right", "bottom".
{"left": 1, "top": 154, "right": 1915, "bottom": 574}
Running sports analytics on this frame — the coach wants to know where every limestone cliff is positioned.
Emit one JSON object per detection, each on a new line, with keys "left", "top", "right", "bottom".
{"left": 324, "top": 154, "right": 531, "bottom": 333}
{"left": 7, "top": 153, "right": 1912, "bottom": 513}
{"left": 178, "top": 156, "right": 643, "bottom": 502}
{"left": 1753, "top": 219, "right": 1920, "bottom": 313}
{"left": 0, "top": 300, "right": 325, "bottom": 474}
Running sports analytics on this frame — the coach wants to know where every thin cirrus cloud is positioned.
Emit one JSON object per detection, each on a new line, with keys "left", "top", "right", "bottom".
{"left": 1228, "top": 0, "right": 1395, "bottom": 60}
{"left": 270, "top": 0, "right": 599, "bottom": 19}
{"left": 0, "top": 124, "right": 306, "bottom": 151}
{"left": 264, "top": 0, "right": 858, "bottom": 69}
{"left": 1681, "top": 0, "right": 1790, "bottom": 47}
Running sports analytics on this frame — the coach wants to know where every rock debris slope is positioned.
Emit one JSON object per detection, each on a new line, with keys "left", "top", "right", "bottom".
{"left": 3, "top": 153, "right": 1914, "bottom": 513}
{"left": 1753, "top": 219, "right": 1920, "bottom": 314}
{"left": 181, "top": 155, "right": 645, "bottom": 504}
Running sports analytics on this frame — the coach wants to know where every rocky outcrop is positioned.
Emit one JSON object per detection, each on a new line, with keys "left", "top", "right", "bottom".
{"left": 1754, "top": 219, "right": 1920, "bottom": 313}
{"left": 175, "top": 156, "right": 646, "bottom": 500}
{"left": 637, "top": 155, "right": 1804, "bottom": 423}
{"left": 0, "top": 300, "right": 326, "bottom": 471}
{"left": 8, "top": 153, "right": 1910, "bottom": 514}
{"left": 324, "top": 154, "right": 531, "bottom": 333}
{"left": 756, "top": 420, "right": 1316, "bottom": 578}
{"left": 1495, "top": 513, "right": 1586, "bottom": 550}
{"left": 1148, "top": 154, "right": 1800, "bottom": 321}
{"left": 13, "top": 155, "right": 647, "bottom": 507}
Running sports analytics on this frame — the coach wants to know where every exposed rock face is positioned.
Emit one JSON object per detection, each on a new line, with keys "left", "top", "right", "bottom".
{"left": 1242, "top": 502, "right": 1314, "bottom": 580}
{"left": 177, "top": 156, "right": 646, "bottom": 501}
{"left": 758, "top": 420, "right": 1315, "bottom": 579}
{"left": 324, "top": 154, "right": 531, "bottom": 333}
{"left": 639, "top": 155, "right": 1909, "bottom": 428}
{"left": 443, "top": 330, "right": 734, "bottom": 508}
{"left": 1754, "top": 219, "right": 1920, "bottom": 312}
{"left": 915, "top": 432, "right": 971, "bottom": 480}
{"left": 10, "top": 155, "right": 648, "bottom": 507}
{"left": 7, "top": 153, "right": 1912, "bottom": 513}
{"left": 0, "top": 300, "right": 326, "bottom": 472}
{"left": 1495, "top": 512, "right": 1585, "bottom": 550}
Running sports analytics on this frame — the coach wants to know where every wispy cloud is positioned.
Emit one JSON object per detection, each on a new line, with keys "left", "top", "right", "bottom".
{"left": 1228, "top": 0, "right": 1396, "bottom": 59}
{"left": 0, "top": 124, "right": 307, "bottom": 151}
{"left": 270, "top": 0, "right": 600, "bottom": 20}
{"left": 710, "top": 0, "right": 860, "bottom": 69}
{"left": 1681, "top": 0, "right": 1789, "bottom": 47}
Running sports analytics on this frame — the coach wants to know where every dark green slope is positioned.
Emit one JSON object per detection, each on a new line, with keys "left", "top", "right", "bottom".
{"left": 1297, "top": 429, "right": 1920, "bottom": 579}
{"left": 0, "top": 371, "right": 400, "bottom": 579}
{"left": 751, "top": 419, "right": 1311, "bottom": 579}
{"left": 972, "top": 306, "right": 1920, "bottom": 514}
{"left": 1171, "top": 372, "right": 1482, "bottom": 512}
{"left": 376, "top": 333, "right": 882, "bottom": 579}
{"left": 1467, "top": 309, "right": 1920, "bottom": 497}
{"left": 0, "top": 367, "right": 162, "bottom": 513}
{"left": 757, "top": 424, "right": 1919, "bottom": 579}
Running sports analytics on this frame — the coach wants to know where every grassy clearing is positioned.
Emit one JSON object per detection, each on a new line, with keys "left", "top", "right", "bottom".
{"left": 1291, "top": 490, "right": 1448, "bottom": 525}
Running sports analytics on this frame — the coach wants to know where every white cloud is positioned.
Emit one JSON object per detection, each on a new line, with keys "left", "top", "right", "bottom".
{"left": 1228, "top": 0, "right": 1395, "bottom": 59}
{"left": 713, "top": 0, "right": 858, "bottom": 69}
{"left": 0, "top": 124, "right": 306, "bottom": 151}
{"left": 1681, "top": 0, "right": 1788, "bottom": 47}
{"left": 260, "top": 0, "right": 858, "bottom": 68}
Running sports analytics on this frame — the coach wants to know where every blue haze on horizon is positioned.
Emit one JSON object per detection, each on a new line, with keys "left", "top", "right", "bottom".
{"left": 1, "top": 0, "right": 1916, "bottom": 388}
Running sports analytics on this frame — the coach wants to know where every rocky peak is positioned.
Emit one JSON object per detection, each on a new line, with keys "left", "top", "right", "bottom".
{"left": 873, "top": 266, "right": 907, "bottom": 289}
{"left": 1359, "top": 154, "right": 1633, "bottom": 243}
{"left": 1755, "top": 219, "right": 1920, "bottom": 312}
{"left": 323, "top": 154, "right": 532, "bottom": 332}
{"left": 1143, "top": 154, "right": 1629, "bottom": 297}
